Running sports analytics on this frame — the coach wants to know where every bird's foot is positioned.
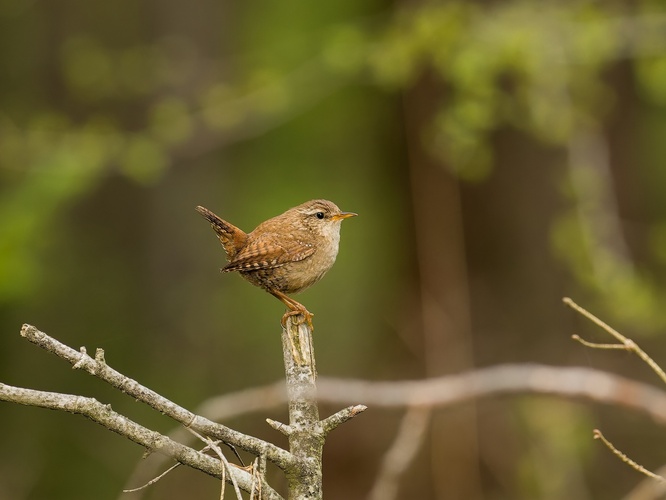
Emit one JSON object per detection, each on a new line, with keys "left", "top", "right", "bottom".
{"left": 281, "top": 308, "right": 314, "bottom": 330}
{"left": 270, "top": 289, "right": 314, "bottom": 330}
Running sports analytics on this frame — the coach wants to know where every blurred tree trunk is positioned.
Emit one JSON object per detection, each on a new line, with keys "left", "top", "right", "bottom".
{"left": 404, "top": 71, "right": 482, "bottom": 499}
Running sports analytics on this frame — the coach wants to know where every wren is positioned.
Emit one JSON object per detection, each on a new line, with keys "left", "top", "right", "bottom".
{"left": 196, "top": 200, "right": 357, "bottom": 328}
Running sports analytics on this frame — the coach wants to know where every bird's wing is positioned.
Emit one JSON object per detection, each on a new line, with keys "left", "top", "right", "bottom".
{"left": 222, "top": 234, "right": 315, "bottom": 272}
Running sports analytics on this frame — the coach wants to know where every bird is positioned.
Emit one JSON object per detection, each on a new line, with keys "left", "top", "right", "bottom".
{"left": 196, "top": 199, "right": 357, "bottom": 328}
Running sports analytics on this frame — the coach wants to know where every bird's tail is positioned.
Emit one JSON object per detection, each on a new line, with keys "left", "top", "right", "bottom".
{"left": 195, "top": 206, "right": 247, "bottom": 259}
{"left": 196, "top": 206, "right": 234, "bottom": 235}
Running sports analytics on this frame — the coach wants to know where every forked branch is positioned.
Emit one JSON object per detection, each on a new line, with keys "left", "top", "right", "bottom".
{"left": 2, "top": 321, "right": 366, "bottom": 499}
{"left": 277, "top": 316, "right": 366, "bottom": 499}
{"left": 0, "top": 382, "right": 280, "bottom": 499}
{"left": 19, "top": 324, "right": 294, "bottom": 472}
{"left": 564, "top": 297, "right": 666, "bottom": 483}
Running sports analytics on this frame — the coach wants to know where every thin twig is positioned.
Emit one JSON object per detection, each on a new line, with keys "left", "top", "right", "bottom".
{"left": 572, "top": 335, "right": 628, "bottom": 350}
{"left": 123, "top": 462, "right": 181, "bottom": 493}
{"left": 563, "top": 298, "right": 666, "bottom": 385}
{"left": 19, "top": 324, "right": 294, "bottom": 471}
{"left": 266, "top": 418, "right": 292, "bottom": 436}
{"left": 368, "top": 406, "right": 432, "bottom": 500}
{"left": 123, "top": 439, "right": 230, "bottom": 493}
{"left": 320, "top": 405, "right": 367, "bottom": 435}
{"left": 0, "top": 383, "right": 282, "bottom": 498}
{"left": 250, "top": 457, "right": 261, "bottom": 500}
{"left": 593, "top": 429, "right": 666, "bottom": 482}
{"left": 220, "top": 456, "right": 226, "bottom": 500}
{"left": 565, "top": 298, "right": 666, "bottom": 489}
{"left": 186, "top": 428, "right": 243, "bottom": 500}
{"left": 563, "top": 297, "right": 628, "bottom": 343}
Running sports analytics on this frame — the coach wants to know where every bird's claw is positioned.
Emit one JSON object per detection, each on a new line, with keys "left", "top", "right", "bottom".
{"left": 281, "top": 309, "right": 314, "bottom": 330}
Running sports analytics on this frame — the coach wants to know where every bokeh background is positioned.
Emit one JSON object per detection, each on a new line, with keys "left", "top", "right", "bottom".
{"left": 2, "top": 0, "right": 666, "bottom": 498}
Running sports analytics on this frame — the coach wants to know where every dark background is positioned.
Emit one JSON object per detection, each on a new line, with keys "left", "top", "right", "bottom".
{"left": 2, "top": 1, "right": 666, "bottom": 498}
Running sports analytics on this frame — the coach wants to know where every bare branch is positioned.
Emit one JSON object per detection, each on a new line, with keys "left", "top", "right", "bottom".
{"left": 563, "top": 298, "right": 666, "bottom": 385}
{"left": 314, "top": 365, "right": 666, "bottom": 422}
{"left": 191, "top": 364, "right": 666, "bottom": 426}
{"left": 266, "top": 418, "right": 293, "bottom": 436}
{"left": 572, "top": 335, "right": 629, "bottom": 350}
{"left": 19, "top": 324, "right": 294, "bottom": 471}
{"left": 280, "top": 317, "right": 323, "bottom": 498}
{"left": 593, "top": 429, "right": 666, "bottom": 482}
{"left": 563, "top": 298, "right": 628, "bottom": 344}
{"left": 123, "top": 439, "right": 233, "bottom": 493}
{"left": 368, "top": 406, "right": 432, "bottom": 500}
{"left": 123, "top": 463, "right": 182, "bottom": 493}
{"left": 186, "top": 428, "right": 243, "bottom": 500}
{"left": 277, "top": 317, "right": 366, "bottom": 498}
{"left": 0, "top": 382, "right": 282, "bottom": 499}
{"left": 563, "top": 300, "right": 666, "bottom": 488}
{"left": 20, "top": 320, "right": 666, "bottom": 498}
{"left": 320, "top": 405, "right": 367, "bottom": 435}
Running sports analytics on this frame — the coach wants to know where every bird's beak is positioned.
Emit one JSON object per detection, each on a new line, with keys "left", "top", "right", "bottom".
{"left": 332, "top": 212, "right": 358, "bottom": 221}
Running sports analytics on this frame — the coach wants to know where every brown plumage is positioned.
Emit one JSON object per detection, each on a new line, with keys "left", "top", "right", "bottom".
{"left": 196, "top": 200, "right": 357, "bottom": 327}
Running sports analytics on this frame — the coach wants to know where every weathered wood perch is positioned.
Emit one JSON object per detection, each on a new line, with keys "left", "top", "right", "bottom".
{"left": 269, "top": 317, "right": 367, "bottom": 498}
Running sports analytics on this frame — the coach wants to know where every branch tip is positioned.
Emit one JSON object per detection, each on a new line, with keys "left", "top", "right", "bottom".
{"left": 565, "top": 300, "right": 666, "bottom": 385}
{"left": 72, "top": 347, "right": 88, "bottom": 370}
{"left": 95, "top": 348, "right": 106, "bottom": 363}
{"left": 20, "top": 323, "right": 37, "bottom": 338}
{"left": 321, "top": 404, "right": 368, "bottom": 434}
{"left": 352, "top": 404, "right": 367, "bottom": 414}
{"left": 593, "top": 428, "right": 666, "bottom": 482}
{"left": 266, "top": 418, "right": 292, "bottom": 436}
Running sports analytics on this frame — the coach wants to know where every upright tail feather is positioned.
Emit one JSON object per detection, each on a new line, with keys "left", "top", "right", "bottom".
{"left": 196, "top": 206, "right": 233, "bottom": 234}
{"left": 195, "top": 205, "right": 247, "bottom": 260}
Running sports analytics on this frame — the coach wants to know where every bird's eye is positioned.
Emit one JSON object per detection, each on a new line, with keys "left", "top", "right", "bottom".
{"left": 315, "top": 212, "right": 325, "bottom": 220}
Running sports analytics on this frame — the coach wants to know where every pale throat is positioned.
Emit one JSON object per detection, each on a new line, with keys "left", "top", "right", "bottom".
{"left": 319, "top": 222, "right": 341, "bottom": 262}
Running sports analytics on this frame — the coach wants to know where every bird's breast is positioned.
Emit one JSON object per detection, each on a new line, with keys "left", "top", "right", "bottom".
{"left": 274, "top": 234, "right": 340, "bottom": 294}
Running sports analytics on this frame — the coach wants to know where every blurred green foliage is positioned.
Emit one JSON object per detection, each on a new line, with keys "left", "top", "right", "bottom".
{"left": 3, "top": 0, "right": 666, "bottom": 329}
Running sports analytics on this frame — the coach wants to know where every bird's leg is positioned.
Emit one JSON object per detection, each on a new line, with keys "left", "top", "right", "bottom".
{"left": 268, "top": 289, "right": 314, "bottom": 364}
{"left": 269, "top": 289, "right": 314, "bottom": 330}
